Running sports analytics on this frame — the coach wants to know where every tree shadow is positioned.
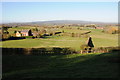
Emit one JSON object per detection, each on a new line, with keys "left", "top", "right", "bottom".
{"left": 2, "top": 49, "right": 120, "bottom": 79}
{"left": 2, "top": 37, "right": 25, "bottom": 41}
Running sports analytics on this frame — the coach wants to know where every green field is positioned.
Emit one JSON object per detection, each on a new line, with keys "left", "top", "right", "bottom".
{"left": 2, "top": 28, "right": 119, "bottom": 79}
{"left": 1, "top": 29, "right": 118, "bottom": 51}
{"left": 3, "top": 51, "right": 119, "bottom": 79}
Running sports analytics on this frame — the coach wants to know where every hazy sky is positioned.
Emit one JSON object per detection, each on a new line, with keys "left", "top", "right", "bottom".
{"left": 1, "top": 2, "right": 118, "bottom": 23}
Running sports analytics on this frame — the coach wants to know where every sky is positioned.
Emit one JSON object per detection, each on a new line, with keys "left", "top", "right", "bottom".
{"left": 1, "top": 0, "right": 119, "bottom": 2}
{"left": 1, "top": 2, "right": 118, "bottom": 23}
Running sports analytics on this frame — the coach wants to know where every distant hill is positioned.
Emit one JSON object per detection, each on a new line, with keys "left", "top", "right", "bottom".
{"left": 1, "top": 20, "right": 117, "bottom": 27}
{"left": 30, "top": 20, "right": 117, "bottom": 25}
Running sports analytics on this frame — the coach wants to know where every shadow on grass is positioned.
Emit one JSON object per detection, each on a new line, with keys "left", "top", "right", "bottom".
{"left": 2, "top": 47, "right": 77, "bottom": 55}
{"left": 2, "top": 49, "right": 120, "bottom": 79}
{"left": 2, "top": 37, "right": 26, "bottom": 41}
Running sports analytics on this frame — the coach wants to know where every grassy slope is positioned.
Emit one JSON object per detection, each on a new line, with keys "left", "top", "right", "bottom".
{"left": 2, "top": 28, "right": 119, "bottom": 79}
{"left": 3, "top": 51, "right": 119, "bottom": 79}
{"left": 1, "top": 29, "right": 118, "bottom": 51}
{"left": 1, "top": 36, "right": 87, "bottom": 50}
{"left": 89, "top": 29, "right": 118, "bottom": 47}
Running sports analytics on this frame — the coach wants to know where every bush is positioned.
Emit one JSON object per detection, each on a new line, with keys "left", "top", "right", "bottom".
{"left": 71, "top": 33, "right": 75, "bottom": 37}
{"left": 80, "top": 44, "right": 89, "bottom": 50}
{"left": 62, "top": 48, "right": 76, "bottom": 54}
{"left": 2, "top": 34, "right": 11, "bottom": 39}
{"left": 24, "top": 36, "right": 34, "bottom": 39}
{"left": 103, "top": 26, "right": 118, "bottom": 34}
{"left": 52, "top": 47, "right": 62, "bottom": 54}
{"left": 2, "top": 47, "right": 77, "bottom": 55}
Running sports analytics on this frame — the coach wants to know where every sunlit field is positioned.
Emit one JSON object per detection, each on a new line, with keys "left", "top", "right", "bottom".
{"left": 1, "top": 29, "right": 118, "bottom": 51}
{"left": 2, "top": 2, "right": 119, "bottom": 79}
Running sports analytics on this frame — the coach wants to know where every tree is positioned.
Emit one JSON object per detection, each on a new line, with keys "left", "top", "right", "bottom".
{"left": 103, "top": 26, "right": 118, "bottom": 34}
{"left": 2, "top": 26, "right": 9, "bottom": 34}
{"left": 35, "top": 27, "right": 39, "bottom": 32}
{"left": 87, "top": 37, "right": 94, "bottom": 53}
{"left": 87, "top": 37, "right": 94, "bottom": 48}
{"left": 32, "top": 28, "right": 39, "bottom": 32}
{"left": 85, "top": 24, "right": 96, "bottom": 28}
{"left": 71, "top": 33, "right": 75, "bottom": 37}
{"left": 14, "top": 30, "right": 17, "bottom": 33}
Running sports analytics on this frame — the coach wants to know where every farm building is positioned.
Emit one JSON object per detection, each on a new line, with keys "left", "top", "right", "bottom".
{"left": 16, "top": 29, "right": 32, "bottom": 37}
{"left": 16, "top": 31, "right": 21, "bottom": 37}
{"left": 21, "top": 29, "right": 32, "bottom": 36}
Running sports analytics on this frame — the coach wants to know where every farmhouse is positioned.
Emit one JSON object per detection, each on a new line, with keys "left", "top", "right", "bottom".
{"left": 16, "top": 31, "right": 21, "bottom": 37}
{"left": 16, "top": 29, "right": 32, "bottom": 37}
{"left": 21, "top": 29, "right": 32, "bottom": 36}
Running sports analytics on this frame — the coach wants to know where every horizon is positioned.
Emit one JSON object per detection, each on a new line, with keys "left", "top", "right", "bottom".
{"left": 1, "top": 2, "right": 118, "bottom": 23}
{"left": 1, "top": 20, "right": 118, "bottom": 24}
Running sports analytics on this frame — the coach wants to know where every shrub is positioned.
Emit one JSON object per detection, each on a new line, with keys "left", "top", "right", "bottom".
{"left": 71, "top": 33, "right": 75, "bottom": 37}
{"left": 25, "top": 36, "right": 34, "bottom": 39}
{"left": 62, "top": 48, "right": 76, "bottom": 54}
{"left": 80, "top": 44, "right": 89, "bottom": 50}
{"left": 2, "top": 34, "right": 11, "bottom": 39}
{"left": 2, "top": 47, "right": 77, "bottom": 55}
{"left": 103, "top": 26, "right": 118, "bottom": 34}
{"left": 52, "top": 47, "right": 62, "bottom": 54}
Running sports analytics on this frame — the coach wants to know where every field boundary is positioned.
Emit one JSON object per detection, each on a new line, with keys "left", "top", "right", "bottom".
{"left": 2, "top": 46, "right": 120, "bottom": 55}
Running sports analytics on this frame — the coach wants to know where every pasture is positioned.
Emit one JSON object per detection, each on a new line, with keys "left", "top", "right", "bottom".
{"left": 1, "top": 28, "right": 118, "bottom": 51}
{"left": 2, "top": 27, "right": 119, "bottom": 79}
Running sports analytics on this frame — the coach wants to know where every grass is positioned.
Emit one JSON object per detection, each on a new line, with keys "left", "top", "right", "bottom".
{"left": 1, "top": 29, "right": 118, "bottom": 51}
{"left": 60, "top": 28, "right": 88, "bottom": 33}
{"left": 1, "top": 36, "right": 86, "bottom": 51}
{"left": 3, "top": 51, "right": 120, "bottom": 79}
{"left": 8, "top": 26, "right": 35, "bottom": 34}
{"left": 2, "top": 28, "right": 119, "bottom": 79}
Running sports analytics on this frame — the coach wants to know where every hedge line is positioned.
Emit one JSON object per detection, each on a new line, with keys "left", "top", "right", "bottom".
{"left": 2, "top": 47, "right": 76, "bottom": 55}
{"left": 1, "top": 47, "right": 120, "bottom": 55}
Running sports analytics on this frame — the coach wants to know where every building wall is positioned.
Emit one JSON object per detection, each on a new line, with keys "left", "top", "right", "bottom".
{"left": 16, "top": 32, "right": 21, "bottom": 37}
{"left": 21, "top": 32, "right": 28, "bottom": 36}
